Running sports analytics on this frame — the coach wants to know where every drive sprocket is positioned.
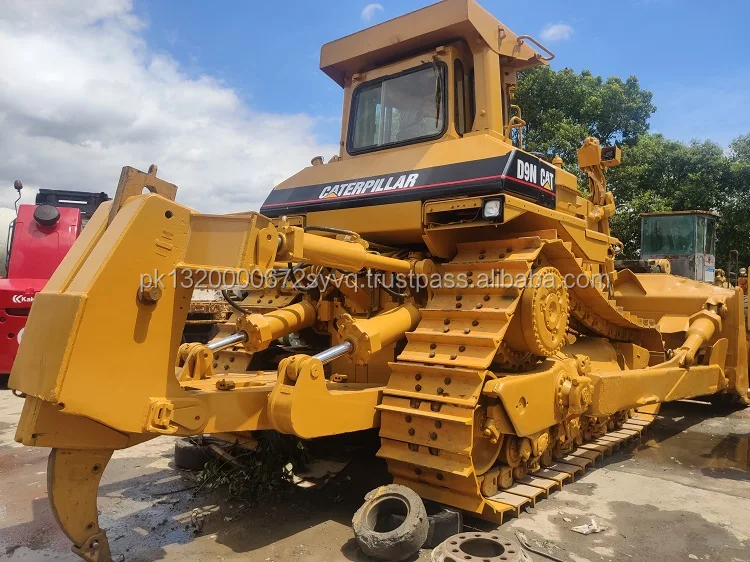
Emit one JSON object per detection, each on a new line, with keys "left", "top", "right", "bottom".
{"left": 507, "top": 266, "right": 569, "bottom": 357}
{"left": 492, "top": 342, "right": 540, "bottom": 372}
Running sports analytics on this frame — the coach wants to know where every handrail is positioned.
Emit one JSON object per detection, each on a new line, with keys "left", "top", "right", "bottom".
{"left": 516, "top": 35, "right": 555, "bottom": 62}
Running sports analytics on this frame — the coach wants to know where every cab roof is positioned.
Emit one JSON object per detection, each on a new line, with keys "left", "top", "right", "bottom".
{"left": 320, "top": 0, "right": 549, "bottom": 87}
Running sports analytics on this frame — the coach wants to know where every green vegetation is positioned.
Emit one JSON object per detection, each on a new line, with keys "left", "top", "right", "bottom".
{"left": 196, "top": 433, "right": 308, "bottom": 504}
{"left": 516, "top": 67, "right": 750, "bottom": 267}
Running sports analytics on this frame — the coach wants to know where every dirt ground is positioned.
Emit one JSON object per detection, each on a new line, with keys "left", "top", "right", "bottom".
{"left": 1, "top": 377, "right": 748, "bottom": 562}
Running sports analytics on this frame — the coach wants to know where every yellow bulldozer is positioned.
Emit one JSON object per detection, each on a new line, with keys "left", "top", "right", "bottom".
{"left": 9, "top": 1, "right": 749, "bottom": 560}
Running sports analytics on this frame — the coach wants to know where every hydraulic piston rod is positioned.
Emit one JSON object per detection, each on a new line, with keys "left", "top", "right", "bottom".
{"left": 205, "top": 300, "right": 317, "bottom": 356}
{"left": 313, "top": 341, "right": 354, "bottom": 364}
{"left": 310, "top": 304, "right": 420, "bottom": 365}
{"left": 207, "top": 331, "right": 248, "bottom": 351}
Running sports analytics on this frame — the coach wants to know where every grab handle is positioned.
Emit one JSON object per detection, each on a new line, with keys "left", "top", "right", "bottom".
{"left": 516, "top": 35, "right": 555, "bottom": 62}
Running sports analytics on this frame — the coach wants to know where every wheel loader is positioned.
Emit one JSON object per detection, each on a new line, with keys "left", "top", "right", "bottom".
{"left": 9, "top": 1, "right": 749, "bottom": 560}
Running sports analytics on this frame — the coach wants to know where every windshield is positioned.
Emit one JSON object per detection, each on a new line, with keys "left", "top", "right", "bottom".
{"left": 641, "top": 215, "right": 695, "bottom": 255}
{"left": 348, "top": 63, "right": 446, "bottom": 153}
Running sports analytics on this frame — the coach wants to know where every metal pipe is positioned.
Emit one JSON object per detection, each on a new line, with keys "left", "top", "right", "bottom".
{"left": 313, "top": 341, "right": 353, "bottom": 364}
{"left": 206, "top": 331, "right": 248, "bottom": 351}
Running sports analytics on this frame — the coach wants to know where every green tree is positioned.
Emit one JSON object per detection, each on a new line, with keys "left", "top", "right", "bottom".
{"left": 516, "top": 66, "right": 750, "bottom": 269}
{"left": 717, "top": 135, "right": 750, "bottom": 268}
{"left": 605, "top": 134, "right": 749, "bottom": 266}
{"left": 729, "top": 134, "right": 750, "bottom": 162}
{"left": 515, "top": 67, "right": 656, "bottom": 166}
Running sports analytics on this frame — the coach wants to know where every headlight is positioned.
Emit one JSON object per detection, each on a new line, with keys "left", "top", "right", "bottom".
{"left": 482, "top": 199, "right": 502, "bottom": 220}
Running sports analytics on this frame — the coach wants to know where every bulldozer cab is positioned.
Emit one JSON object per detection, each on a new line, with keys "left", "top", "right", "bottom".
{"left": 258, "top": 0, "right": 569, "bottom": 248}
{"left": 322, "top": 0, "right": 548, "bottom": 151}
{"left": 640, "top": 211, "right": 718, "bottom": 283}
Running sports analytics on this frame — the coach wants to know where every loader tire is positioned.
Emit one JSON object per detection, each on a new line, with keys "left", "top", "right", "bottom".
{"left": 352, "top": 484, "right": 429, "bottom": 561}
{"left": 174, "top": 437, "right": 214, "bottom": 471}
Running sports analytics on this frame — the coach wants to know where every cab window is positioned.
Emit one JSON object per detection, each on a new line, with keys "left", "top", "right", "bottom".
{"left": 348, "top": 63, "right": 447, "bottom": 154}
{"left": 642, "top": 215, "right": 695, "bottom": 255}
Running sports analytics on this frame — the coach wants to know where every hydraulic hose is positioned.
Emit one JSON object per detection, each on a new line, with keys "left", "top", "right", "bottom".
{"left": 304, "top": 225, "right": 357, "bottom": 237}
{"left": 221, "top": 289, "right": 254, "bottom": 315}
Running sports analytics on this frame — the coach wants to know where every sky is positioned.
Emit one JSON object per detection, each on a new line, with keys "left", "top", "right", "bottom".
{"left": 1, "top": 0, "right": 748, "bottom": 212}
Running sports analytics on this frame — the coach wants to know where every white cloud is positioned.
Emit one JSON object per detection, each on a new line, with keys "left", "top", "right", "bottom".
{"left": 540, "top": 23, "right": 574, "bottom": 42}
{"left": 0, "top": 0, "right": 338, "bottom": 213}
{"left": 361, "top": 3, "right": 384, "bottom": 21}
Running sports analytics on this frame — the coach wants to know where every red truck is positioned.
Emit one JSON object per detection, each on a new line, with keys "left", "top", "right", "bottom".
{"left": 0, "top": 184, "right": 109, "bottom": 374}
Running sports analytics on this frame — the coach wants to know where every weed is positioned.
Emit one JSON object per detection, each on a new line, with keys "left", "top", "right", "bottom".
{"left": 196, "top": 431, "right": 309, "bottom": 505}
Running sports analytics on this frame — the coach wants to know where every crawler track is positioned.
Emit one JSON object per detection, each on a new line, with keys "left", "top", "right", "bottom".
{"left": 377, "top": 233, "right": 661, "bottom": 523}
{"left": 476, "top": 410, "right": 655, "bottom": 518}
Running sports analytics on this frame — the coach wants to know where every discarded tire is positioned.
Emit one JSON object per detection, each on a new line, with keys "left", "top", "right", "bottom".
{"left": 352, "top": 484, "right": 429, "bottom": 561}
{"left": 432, "top": 532, "right": 522, "bottom": 562}
{"left": 174, "top": 437, "right": 215, "bottom": 471}
{"left": 383, "top": 499, "right": 463, "bottom": 549}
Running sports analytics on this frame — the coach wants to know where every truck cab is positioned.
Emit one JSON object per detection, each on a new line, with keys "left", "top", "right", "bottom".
{"left": 0, "top": 188, "right": 110, "bottom": 374}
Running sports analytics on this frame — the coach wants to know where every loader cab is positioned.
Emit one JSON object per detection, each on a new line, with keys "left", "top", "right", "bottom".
{"left": 640, "top": 211, "right": 718, "bottom": 283}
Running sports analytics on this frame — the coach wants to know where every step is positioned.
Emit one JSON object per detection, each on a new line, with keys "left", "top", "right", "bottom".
{"left": 455, "top": 234, "right": 549, "bottom": 253}
{"left": 609, "top": 430, "right": 640, "bottom": 440}
{"left": 378, "top": 414, "right": 472, "bottom": 454}
{"left": 379, "top": 394, "right": 473, "bottom": 419}
{"left": 596, "top": 435, "right": 626, "bottom": 447}
{"left": 430, "top": 284, "right": 521, "bottom": 298}
{"left": 420, "top": 307, "right": 511, "bottom": 321}
{"left": 453, "top": 243, "right": 542, "bottom": 263}
{"left": 384, "top": 364, "right": 485, "bottom": 406}
{"left": 388, "top": 361, "right": 482, "bottom": 377}
{"left": 383, "top": 388, "right": 478, "bottom": 407}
